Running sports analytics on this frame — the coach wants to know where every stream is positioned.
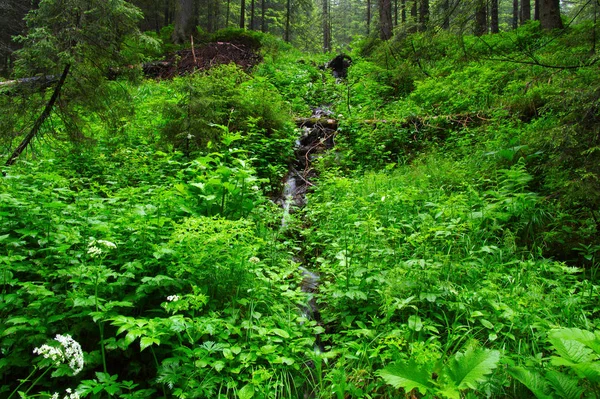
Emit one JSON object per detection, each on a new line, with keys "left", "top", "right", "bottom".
{"left": 275, "top": 106, "right": 337, "bottom": 356}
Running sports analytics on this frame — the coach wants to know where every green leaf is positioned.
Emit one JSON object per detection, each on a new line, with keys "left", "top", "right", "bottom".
{"left": 445, "top": 348, "right": 500, "bottom": 390}
{"left": 237, "top": 383, "right": 254, "bottom": 399}
{"left": 377, "top": 359, "right": 434, "bottom": 395}
{"left": 270, "top": 328, "right": 290, "bottom": 339}
{"left": 508, "top": 366, "right": 552, "bottom": 399}
{"left": 545, "top": 370, "right": 583, "bottom": 399}
{"left": 549, "top": 336, "right": 595, "bottom": 365}
{"left": 139, "top": 336, "right": 160, "bottom": 351}
{"left": 408, "top": 315, "right": 423, "bottom": 331}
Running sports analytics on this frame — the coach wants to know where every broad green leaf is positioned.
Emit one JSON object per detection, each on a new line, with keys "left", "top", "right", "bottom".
{"left": 408, "top": 315, "right": 423, "bottom": 331}
{"left": 572, "top": 361, "right": 600, "bottom": 383}
{"left": 445, "top": 348, "right": 500, "bottom": 390}
{"left": 237, "top": 384, "right": 254, "bottom": 399}
{"left": 140, "top": 336, "right": 160, "bottom": 351}
{"left": 270, "top": 328, "right": 290, "bottom": 339}
{"left": 377, "top": 359, "right": 434, "bottom": 395}
{"left": 508, "top": 367, "right": 552, "bottom": 399}
{"left": 549, "top": 336, "right": 595, "bottom": 365}
{"left": 550, "top": 328, "right": 600, "bottom": 355}
{"left": 545, "top": 370, "right": 583, "bottom": 399}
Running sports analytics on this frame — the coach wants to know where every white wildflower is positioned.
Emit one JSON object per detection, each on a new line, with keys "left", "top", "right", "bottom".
{"left": 87, "top": 245, "right": 102, "bottom": 257}
{"left": 167, "top": 295, "right": 180, "bottom": 302}
{"left": 249, "top": 256, "right": 260, "bottom": 264}
{"left": 52, "top": 389, "right": 80, "bottom": 399}
{"left": 187, "top": 133, "right": 194, "bottom": 140}
{"left": 96, "top": 240, "right": 116, "bottom": 249}
{"left": 35, "top": 334, "right": 84, "bottom": 375}
{"left": 251, "top": 185, "right": 259, "bottom": 191}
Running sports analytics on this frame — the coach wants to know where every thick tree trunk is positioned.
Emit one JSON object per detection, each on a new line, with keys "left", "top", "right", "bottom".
{"left": 520, "top": 0, "right": 531, "bottom": 24}
{"left": 240, "top": 0, "right": 246, "bottom": 28}
{"left": 491, "top": 0, "right": 499, "bottom": 32}
{"left": 539, "top": 0, "right": 563, "bottom": 29}
{"left": 379, "top": 0, "right": 393, "bottom": 39}
{"left": 401, "top": 0, "right": 406, "bottom": 23}
{"left": 261, "top": 0, "right": 266, "bottom": 31}
{"left": 172, "top": 0, "right": 196, "bottom": 44}
{"left": 250, "top": 0, "right": 255, "bottom": 29}
{"left": 285, "top": 0, "right": 291, "bottom": 41}
{"left": 367, "top": 0, "right": 372, "bottom": 34}
{"left": 419, "top": 0, "right": 429, "bottom": 31}
{"left": 323, "top": 0, "right": 331, "bottom": 51}
{"left": 513, "top": 0, "right": 519, "bottom": 28}
{"left": 474, "top": 0, "right": 487, "bottom": 36}
{"left": 5, "top": 64, "right": 70, "bottom": 167}
{"left": 534, "top": 0, "right": 540, "bottom": 20}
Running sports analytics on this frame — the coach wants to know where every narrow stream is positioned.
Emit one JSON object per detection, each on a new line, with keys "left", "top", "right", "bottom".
{"left": 275, "top": 106, "right": 337, "bottom": 355}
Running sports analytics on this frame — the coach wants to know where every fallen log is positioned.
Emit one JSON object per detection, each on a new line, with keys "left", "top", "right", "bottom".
{"left": 293, "top": 113, "right": 489, "bottom": 129}
{"left": 0, "top": 75, "right": 58, "bottom": 90}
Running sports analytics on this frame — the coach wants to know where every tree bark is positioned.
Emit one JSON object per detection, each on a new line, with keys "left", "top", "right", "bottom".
{"left": 419, "top": 0, "right": 429, "bottom": 31}
{"left": 539, "top": 0, "right": 563, "bottom": 29}
{"left": 491, "top": 0, "right": 499, "bottom": 33}
{"left": 520, "top": 0, "right": 531, "bottom": 24}
{"left": 261, "top": 0, "right": 266, "bottom": 31}
{"left": 323, "top": 0, "right": 331, "bottom": 51}
{"left": 5, "top": 64, "right": 70, "bottom": 167}
{"left": 172, "top": 0, "right": 196, "bottom": 44}
{"left": 513, "top": 0, "right": 519, "bottom": 28}
{"left": 401, "top": 0, "right": 406, "bottom": 23}
{"left": 250, "top": 0, "right": 255, "bottom": 29}
{"left": 379, "top": 0, "right": 393, "bottom": 39}
{"left": 367, "top": 0, "right": 372, "bottom": 35}
{"left": 534, "top": 0, "right": 540, "bottom": 20}
{"left": 240, "top": 0, "right": 246, "bottom": 28}
{"left": 285, "top": 0, "right": 291, "bottom": 41}
{"left": 474, "top": 0, "right": 487, "bottom": 36}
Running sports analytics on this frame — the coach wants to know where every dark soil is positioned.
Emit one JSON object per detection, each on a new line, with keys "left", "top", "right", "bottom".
{"left": 143, "top": 41, "right": 262, "bottom": 79}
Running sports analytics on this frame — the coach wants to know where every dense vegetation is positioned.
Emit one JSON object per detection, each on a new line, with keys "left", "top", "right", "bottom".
{"left": 2, "top": 7, "right": 600, "bottom": 399}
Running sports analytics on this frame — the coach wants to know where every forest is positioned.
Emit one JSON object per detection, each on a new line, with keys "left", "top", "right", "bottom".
{"left": 1, "top": 0, "right": 600, "bottom": 398}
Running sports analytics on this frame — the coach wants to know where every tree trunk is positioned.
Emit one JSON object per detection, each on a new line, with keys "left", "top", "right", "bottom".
{"left": 409, "top": 0, "right": 417, "bottom": 32}
{"left": 240, "top": 0, "right": 246, "bottom": 28}
{"left": 284, "top": 0, "right": 291, "bottom": 41}
{"left": 261, "top": 0, "right": 266, "bottom": 31}
{"left": 164, "top": 0, "right": 171, "bottom": 26}
{"left": 250, "top": 0, "right": 255, "bottom": 29}
{"left": 401, "top": 0, "right": 406, "bottom": 23}
{"left": 491, "top": 0, "right": 499, "bottom": 32}
{"left": 474, "top": 0, "right": 487, "bottom": 35}
{"left": 6, "top": 64, "right": 70, "bottom": 167}
{"left": 539, "top": 0, "right": 563, "bottom": 29}
{"left": 226, "top": 0, "right": 231, "bottom": 26}
{"left": 534, "top": 0, "right": 540, "bottom": 20}
{"left": 323, "top": 0, "right": 331, "bottom": 51}
{"left": 419, "top": 0, "right": 429, "bottom": 31}
{"left": 379, "top": 0, "right": 393, "bottom": 39}
{"left": 513, "top": 0, "right": 519, "bottom": 28}
{"left": 442, "top": 0, "right": 450, "bottom": 30}
{"left": 520, "top": 0, "right": 531, "bottom": 24}
{"left": 394, "top": 0, "right": 398, "bottom": 26}
{"left": 172, "top": 0, "right": 196, "bottom": 44}
{"left": 367, "top": 0, "right": 371, "bottom": 35}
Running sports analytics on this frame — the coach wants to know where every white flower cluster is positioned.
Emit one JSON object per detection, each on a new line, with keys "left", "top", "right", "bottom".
{"left": 167, "top": 295, "right": 180, "bottom": 302}
{"left": 248, "top": 256, "right": 261, "bottom": 264}
{"left": 87, "top": 239, "right": 117, "bottom": 257}
{"left": 33, "top": 334, "right": 84, "bottom": 375}
{"left": 51, "top": 388, "right": 80, "bottom": 399}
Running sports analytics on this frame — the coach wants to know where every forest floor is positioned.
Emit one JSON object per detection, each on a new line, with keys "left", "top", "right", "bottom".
{"left": 143, "top": 41, "right": 262, "bottom": 78}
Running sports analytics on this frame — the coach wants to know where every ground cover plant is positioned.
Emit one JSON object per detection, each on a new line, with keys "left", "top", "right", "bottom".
{"left": 2, "top": 12, "right": 600, "bottom": 399}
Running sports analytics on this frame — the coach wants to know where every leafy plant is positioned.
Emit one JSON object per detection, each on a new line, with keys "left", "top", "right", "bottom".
{"left": 378, "top": 347, "right": 501, "bottom": 398}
